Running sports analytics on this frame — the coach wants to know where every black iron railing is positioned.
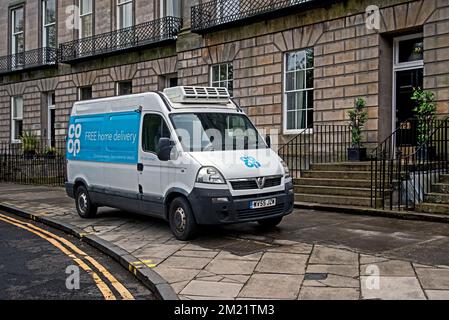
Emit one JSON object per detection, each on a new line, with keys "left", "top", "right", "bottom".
{"left": 59, "top": 16, "right": 182, "bottom": 62}
{"left": 0, "top": 140, "right": 66, "bottom": 187}
{"left": 278, "top": 124, "right": 352, "bottom": 179}
{"left": 0, "top": 47, "right": 58, "bottom": 74}
{"left": 371, "top": 118, "right": 449, "bottom": 210}
{"left": 191, "top": 0, "right": 317, "bottom": 32}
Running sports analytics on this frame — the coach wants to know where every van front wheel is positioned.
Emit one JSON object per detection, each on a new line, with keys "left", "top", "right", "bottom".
{"left": 169, "top": 197, "right": 198, "bottom": 241}
{"left": 75, "top": 186, "right": 97, "bottom": 219}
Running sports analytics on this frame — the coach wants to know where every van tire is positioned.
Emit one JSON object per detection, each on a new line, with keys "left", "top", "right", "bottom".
{"left": 257, "top": 217, "right": 283, "bottom": 228}
{"left": 169, "top": 197, "right": 198, "bottom": 241}
{"left": 75, "top": 186, "right": 97, "bottom": 219}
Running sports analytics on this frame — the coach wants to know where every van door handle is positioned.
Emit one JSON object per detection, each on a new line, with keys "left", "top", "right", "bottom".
{"left": 137, "top": 163, "right": 144, "bottom": 172}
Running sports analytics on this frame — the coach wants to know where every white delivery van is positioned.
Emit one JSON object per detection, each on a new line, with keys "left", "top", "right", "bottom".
{"left": 65, "top": 87, "right": 294, "bottom": 240}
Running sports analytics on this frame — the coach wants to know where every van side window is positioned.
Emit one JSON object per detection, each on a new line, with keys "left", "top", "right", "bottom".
{"left": 142, "top": 114, "right": 170, "bottom": 153}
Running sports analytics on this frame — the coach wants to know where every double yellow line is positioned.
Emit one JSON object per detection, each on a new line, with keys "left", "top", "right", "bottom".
{"left": 0, "top": 213, "right": 134, "bottom": 300}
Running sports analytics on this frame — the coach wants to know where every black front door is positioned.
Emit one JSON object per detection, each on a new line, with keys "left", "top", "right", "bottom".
{"left": 395, "top": 68, "right": 423, "bottom": 146}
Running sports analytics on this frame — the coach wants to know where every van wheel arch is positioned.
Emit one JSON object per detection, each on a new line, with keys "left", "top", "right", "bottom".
{"left": 164, "top": 190, "right": 190, "bottom": 220}
{"left": 74, "top": 179, "right": 87, "bottom": 193}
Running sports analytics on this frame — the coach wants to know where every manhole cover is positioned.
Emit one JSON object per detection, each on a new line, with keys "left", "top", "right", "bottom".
{"left": 304, "top": 273, "right": 328, "bottom": 281}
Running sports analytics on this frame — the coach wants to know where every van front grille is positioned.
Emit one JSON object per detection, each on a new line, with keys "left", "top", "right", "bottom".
{"left": 236, "top": 204, "right": 285, "bottom": 221}
{"left": 230, "top": 176, "right": 282, "bottom": 190}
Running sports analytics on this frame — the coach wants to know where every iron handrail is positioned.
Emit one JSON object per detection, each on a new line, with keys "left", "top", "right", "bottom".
{"left": 59, "top": 16, "right": 182, "bottom": 62}
{"left": 0, "top": 47, "right": 58, "bottom": 74}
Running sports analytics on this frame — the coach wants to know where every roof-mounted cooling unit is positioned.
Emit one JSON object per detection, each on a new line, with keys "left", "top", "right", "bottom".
{"left": 163, "top": 86, "right": 230, "bottom": 104}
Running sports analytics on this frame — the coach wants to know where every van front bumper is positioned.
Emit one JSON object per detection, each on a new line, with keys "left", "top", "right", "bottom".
{"left": 188, "top": 182, "right": 294, "bottom": 225}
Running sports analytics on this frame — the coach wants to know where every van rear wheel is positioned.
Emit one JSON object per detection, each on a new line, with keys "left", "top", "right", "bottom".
{"left": 169, "top": 197, "right": 198, "bottom": 241}
{"left": 257, "top": 217, "right": 283, "bottom": 228}
{"left": 75, "top": 186, "right": 97, "bottom": 219}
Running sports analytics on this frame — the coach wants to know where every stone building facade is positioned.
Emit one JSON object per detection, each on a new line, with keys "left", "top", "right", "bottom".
{"left": 0, "top": 0, "right": 448, "bottom": 147}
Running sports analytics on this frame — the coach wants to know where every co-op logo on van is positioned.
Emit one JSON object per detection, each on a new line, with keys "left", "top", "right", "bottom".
{"left": 67, "top": 124, "right": 82, "bottom": 157}
{"left": 240, "top": 156, "right": 261, "bottom": 169}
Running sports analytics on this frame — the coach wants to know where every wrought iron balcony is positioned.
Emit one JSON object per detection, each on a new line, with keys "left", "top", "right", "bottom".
{"left": 0, "top": 47, "right": 58, "bottom": 75}
{"left": 191, "top": 0, "right": 330, "bottom": 32}
{"left": 59, "top": 16, "right": 182, "bottom": 63}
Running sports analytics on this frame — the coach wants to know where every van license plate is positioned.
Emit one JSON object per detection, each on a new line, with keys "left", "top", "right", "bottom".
{"left": 250, "top": 198, "right": 276, "bottom": 209}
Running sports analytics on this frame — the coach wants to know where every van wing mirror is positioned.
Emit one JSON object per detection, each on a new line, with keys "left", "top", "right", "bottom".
{"left": 157, "top": 137, "right": 173, "bottom": 161}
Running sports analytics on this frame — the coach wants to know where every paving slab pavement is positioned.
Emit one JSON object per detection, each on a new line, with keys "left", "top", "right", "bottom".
{"left": 1, "top": 183, "right": 449, "bottom": 300}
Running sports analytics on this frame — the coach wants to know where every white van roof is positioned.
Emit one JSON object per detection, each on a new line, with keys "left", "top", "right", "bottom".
{"left": 70, "top": 87, "right": 239, "bottom": 116}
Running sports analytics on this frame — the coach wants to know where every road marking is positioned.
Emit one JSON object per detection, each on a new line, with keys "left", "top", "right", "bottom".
{"left": 131, "top": 260, "right": 157, "bottom": 268}
{"left": 0, "top": 213, "right": 134, "bottom": 300}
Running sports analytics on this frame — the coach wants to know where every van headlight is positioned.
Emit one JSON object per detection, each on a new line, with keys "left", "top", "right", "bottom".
{"left": 281, "top": 160, "right": 291, "bottom": 179}
{"left": 196, "top": 167, "right": 226, "bottom": 184}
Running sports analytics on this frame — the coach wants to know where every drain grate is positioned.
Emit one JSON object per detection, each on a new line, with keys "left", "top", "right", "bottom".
{"left": 304, "top": 273, "right": 328, "bottom": 281}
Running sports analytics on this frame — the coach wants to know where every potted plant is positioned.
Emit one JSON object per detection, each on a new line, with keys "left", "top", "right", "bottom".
{"left": 43, "top": 146, "right": 58, "bottom": 159}
{"left": 411, "top": 88, "right": 437, "bottom": 160}
{"left": 20, "top": 131, "right": 39, "bottom": 159}
{"left": 347, "top": 98, "right": 368, "bottom": 161}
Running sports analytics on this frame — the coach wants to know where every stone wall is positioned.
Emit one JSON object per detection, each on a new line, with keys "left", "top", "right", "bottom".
{"left": 0, "top": 0, "right": 448, "bottom": 145}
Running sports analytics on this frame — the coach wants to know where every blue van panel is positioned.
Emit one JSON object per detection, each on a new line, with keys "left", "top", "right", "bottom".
{"left": 66, "top": 111, "right": 141, "bottom": 164}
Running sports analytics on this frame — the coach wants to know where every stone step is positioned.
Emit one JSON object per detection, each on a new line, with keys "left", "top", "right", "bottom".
{"left": 295, "top": 193, "right": 374, "bottom": 207}
{"left": 295, "top": 185, "right": 373, "bottom": 198}
{"left": 432, "top": 183, "right": 449, "bottom": 194}
{"left": 310, "top": 162, "right": 373, "bottom": 172}
{"left": 416, "top": 203, "right": 449, "bottom": 215}
{"left": 302, "top": 170, "right": 372, "bottom": 180}
{"left": 424, "top": 193, "right": 449, "bottom": 205}
{"left": 294, "top": 178, "right": 373, "bottom": 188}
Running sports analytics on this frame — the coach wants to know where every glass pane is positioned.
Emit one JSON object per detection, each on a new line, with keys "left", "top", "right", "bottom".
{"left": 119, "top": 82, "right": 132, "bottom": 95}
{"left": 44, "top": 0, "right": 56, "bottom": 24}
{"left": 13, "top": 8, "right": 24, "bottom": 33}
{"left": 398, "top": 38, "right": 423, "bottom": 63}
{"left": 80, "top": 87, "right": 92, "bottom": 100}
{"left": 14, "top": 120, "right": 23, "bottom": 140}
{"left": 295, "top": 70, "right": 305, "bottom": 90}
{"left": 306, "top": 69, "right": 314, "bottom": 89}
{"left": 15, "top": 34, "right": 25, "bottom": 54}
{"left": 307, "top": 109, "right": 314, "bottom": 128}
{"left": 81, "top": 16, "right": 92, "bottom": 38}
{"left": 219, "top": 64, "right": 227, "bottom": 81}
{"left": 286, "top": 111, "right": 295, "bottom": 130}
{"left": 286, "top": 52, "right": 296, "bottom": 72}
{"left": 306, "top": 48, "right": 314, "bottom": 68}
{"left": 285, "top": 72, "right": 295, "bottom": 91}
{"left": 286, "top": 92, "right": 296, "bottom": 111}
{"left": 297, "top": 51, "right": 307, "bottom": 69}
{"left": 296, "top": 91, "right": 306, "bottom": 109}
{"left": 296, "top": 109, "right": 307, "bottom": 129}
{"left": 119, "top": 3, "right": 133, "bottom": 28}
{"left": 81, "top": 0, "right": 93, "bottom": 14}
{"left": 307, "top": 90, "right": 314, "bottom": 110}
{"left": 45, "top": 25, "right": 57, "bottom": 47}
{"left": 14, "top": 97, "right": 23, "bottom": 119}
{"left": 212, "top": 66, "right": 219, "bottom": 82}
{"left": 227, "top": 64, "right": 233, "bottom": 80}
{"left": 227, "top": 81, "right": 233, "bottom": 97}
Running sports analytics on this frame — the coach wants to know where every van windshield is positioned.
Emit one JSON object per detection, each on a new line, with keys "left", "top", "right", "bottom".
{"left": 170, "top": 113, "right": 267, "bottom": 152}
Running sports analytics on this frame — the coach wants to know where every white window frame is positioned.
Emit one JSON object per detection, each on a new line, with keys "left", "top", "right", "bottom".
{"left": 11, "top": 96, "right": 23, "bottom": 143}
{"left": 116, "top": 81, "right": 133, "bottom": 96}
{"left": 47, "top": 92, "right": 56, "bottom": 143}
{"left": 391, "top": 33, "right": 424, "bottom": 134}
{"left": 117, "top": 0, "right": 133, "bottom": 30}
{"left": 283, "top": 49, "right": 314, "bottom": 135}
{"left": 210, "top": 63, "right": 234, "bottom": 97}
{"left": 42, "top": 0, "right": 56, "bottom": 48}
{"left": 79, "top": 0, "right": 93, "bottom": 39}
{"left": 11, "top": 6, "right": 24, "bottom": 63}
{"left": 78, "top": 86, "right": 92, "bottom": 101}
